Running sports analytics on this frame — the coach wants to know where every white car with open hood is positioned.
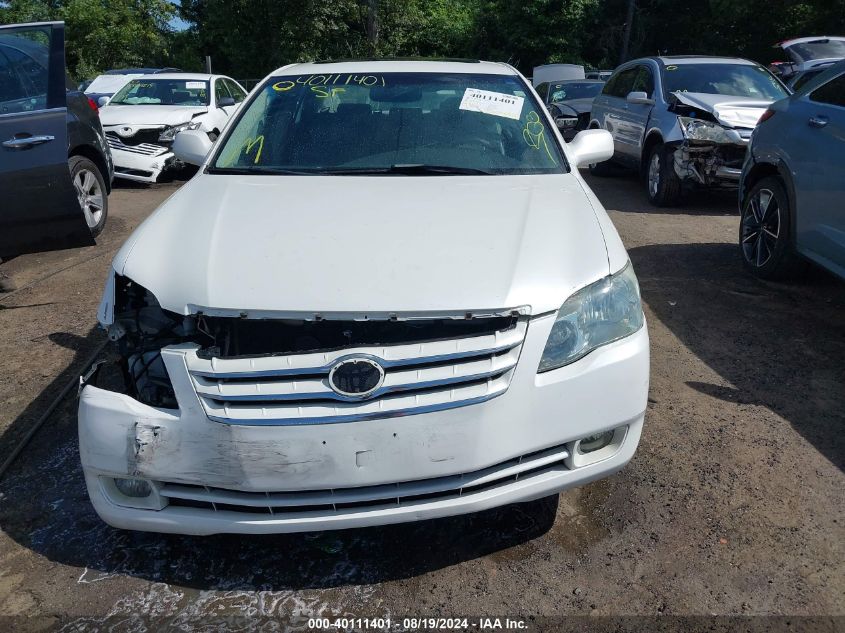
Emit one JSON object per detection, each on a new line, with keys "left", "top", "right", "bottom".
{"left": 80, "top": 60, "right": 649, "bottom": 535}
{"left": 98, "top": 73, "right": 247, "bottom": 183}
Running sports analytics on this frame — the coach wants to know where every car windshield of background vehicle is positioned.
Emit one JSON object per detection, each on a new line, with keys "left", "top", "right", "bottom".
{"left": 550, "top": 82, "right": 604, "bottom": 102}
{"left": 212, "top": 72, "right": 567, "bottom": 176}
{"left": 787, "top": 39, "right": 845, "bottom": 62}
{"left": 109, "top": 79, "right": 210, "bottom": 106}
{"left": 663, "top": 64, "right": 788, "bottom": 100}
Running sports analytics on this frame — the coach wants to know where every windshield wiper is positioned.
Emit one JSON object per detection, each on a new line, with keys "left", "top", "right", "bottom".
{"left": 207, "top": 166, "right": 318, "bottom": 176}
{"left": 321, "top": 164, "right": 494, "bottom": 176}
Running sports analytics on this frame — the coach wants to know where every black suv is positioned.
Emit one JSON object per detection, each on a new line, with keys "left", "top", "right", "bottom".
{"left": 0, "top": 21, "right": 113, "bottom": 257}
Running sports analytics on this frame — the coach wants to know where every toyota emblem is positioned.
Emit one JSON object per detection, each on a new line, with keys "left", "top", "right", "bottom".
{"left": 328, "top": 357, "right": 385, "bottom": 399}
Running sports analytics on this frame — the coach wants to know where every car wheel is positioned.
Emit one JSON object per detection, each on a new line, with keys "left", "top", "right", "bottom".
{"left": 739, "top": 176, "right": 805, "bottom": 280}
{"left": 645, "top": 144, "right": 682, "bottom": 207}
{"left": 69, "top": 155, "right": 108, "bottom": 237}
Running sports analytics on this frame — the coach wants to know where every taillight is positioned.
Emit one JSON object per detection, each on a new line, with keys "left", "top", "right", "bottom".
{"left": 758, "top": 109, "right": 775, "bottom": 124}
{"left": 87, "top": 97, "right": 99, "bottom": 113}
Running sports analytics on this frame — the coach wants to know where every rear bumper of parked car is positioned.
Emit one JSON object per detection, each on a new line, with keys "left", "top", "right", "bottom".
{"left": 78, "top": 315, "right": 649, "bottom": 535}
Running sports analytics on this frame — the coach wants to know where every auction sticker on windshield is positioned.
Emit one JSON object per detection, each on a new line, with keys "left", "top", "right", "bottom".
{"left": 459, "top": 88, "right": 524, "bottom": 120}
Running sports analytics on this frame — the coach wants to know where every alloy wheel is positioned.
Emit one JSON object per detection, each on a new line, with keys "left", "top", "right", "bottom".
{"left": 647, "top": 152, "right": 660, "bottom": 198}
{"left": 741, "top": 188, "right": 781, "bottom": 267}
{"left": 73, "top": 168, "right": 104, "bottom": 230}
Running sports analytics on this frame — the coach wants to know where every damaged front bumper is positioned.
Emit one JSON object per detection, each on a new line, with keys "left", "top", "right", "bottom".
{"left": 672, "top": 141, "right": 746, "bottom": 187}
{"left": 78, "top": 313, "right": 649, "bottom": 535}
{"left": 105, "top": 131, "right": 178, "bottom": 183}
{"left": 670, "top": 119, "right": 752, "bottom": 188}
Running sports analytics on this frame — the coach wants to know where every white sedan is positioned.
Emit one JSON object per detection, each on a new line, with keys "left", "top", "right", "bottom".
{"left": 81, "top": 60, "right": 649, "bottom": 535}
{"left": 99, "top": 73, "right": 247, "bottom": 183}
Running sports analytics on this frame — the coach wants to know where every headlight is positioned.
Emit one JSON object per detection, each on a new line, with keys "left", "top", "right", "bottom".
{"left": 678, "top": 117, "right": 737, "bottom": 144}
{"left": 158, "top": 120, "right": 202, "bottom": 142}
{"left": 538, "top": 263, "right": 644, "bottom": 372}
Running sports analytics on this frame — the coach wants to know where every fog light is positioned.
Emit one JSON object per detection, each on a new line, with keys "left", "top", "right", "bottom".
{"left": 114, "top": 478, "right": 152, "bottom": 498}
{"left": 578, "top": 431, "right": 614, "bottom": 454}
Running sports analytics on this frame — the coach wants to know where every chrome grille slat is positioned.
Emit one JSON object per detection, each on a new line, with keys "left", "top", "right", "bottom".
{"left": 192, "top": 345, "right": 520, "bottom": 403}
{"left": 106, "top": 136, "right": 169, "bottom": 156}
{"left": 188, "top": 323, "right": 526, "bottom": 379}
{"left": 185, "top": 319, "right": 527, "bottom": 425}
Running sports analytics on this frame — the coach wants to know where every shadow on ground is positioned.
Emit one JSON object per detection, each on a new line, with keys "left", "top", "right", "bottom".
{"left": 582, "top": 168, "right": 739, "bottom": 216}
{"left": 630, "top": 241, "right": 845, "bottom": 471}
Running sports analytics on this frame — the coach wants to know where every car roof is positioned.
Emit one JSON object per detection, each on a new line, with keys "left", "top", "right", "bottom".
{"left": 652, "top": 55, "right": 758, "bottom": 66}
{"left": 778, "top": 36, "right": 845, "bottom": 48}
{"left": 104, "top": 68, "right": 179, "bottom": 75}
{"left": 550, "top": 79, "right": 604, "bottom": 84}
{"left": 271, "top": 60, "right": 517, "bottom": 76}
{"left": 134, "top": 73, "right": 220, "bottom": 81}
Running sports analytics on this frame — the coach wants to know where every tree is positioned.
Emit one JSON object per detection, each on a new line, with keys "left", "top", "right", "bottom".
{"left": 0, "top": 0, "right": 176, "bottom": 80}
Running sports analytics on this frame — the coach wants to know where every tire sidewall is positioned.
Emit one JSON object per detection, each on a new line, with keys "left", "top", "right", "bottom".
{"left": 646, "top": 144, "right": 677, "bottom": 205}
{"left": 69, "top": 156, "right": 108, "bottom": 237}
{"left": 739, "top": 176, "right": 793, "bottom": 278}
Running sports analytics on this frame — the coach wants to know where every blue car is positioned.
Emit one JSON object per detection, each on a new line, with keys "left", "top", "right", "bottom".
{"left": 739, "top": 60, "right": 845, "bottom": 280}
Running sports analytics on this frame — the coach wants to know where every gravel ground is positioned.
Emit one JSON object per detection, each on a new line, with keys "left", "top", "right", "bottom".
{"left": 0, "top": 171, "right": 842, "bottom": 632}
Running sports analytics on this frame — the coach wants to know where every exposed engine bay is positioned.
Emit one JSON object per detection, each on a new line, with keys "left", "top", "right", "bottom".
{"left": 666, "top": 94, "right": 751, "bottom": 187}
{"left": 104, "top": 274, "right": 519, "bottom": 409}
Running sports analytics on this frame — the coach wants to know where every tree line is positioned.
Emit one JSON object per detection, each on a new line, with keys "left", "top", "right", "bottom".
{"left": 2, "top": 0, "right": 844, "bottom": 82}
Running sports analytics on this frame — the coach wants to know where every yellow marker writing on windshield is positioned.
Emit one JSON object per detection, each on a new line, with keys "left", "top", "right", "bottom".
{"left": 244, "top": 136, "right": 264, "bottom": 164}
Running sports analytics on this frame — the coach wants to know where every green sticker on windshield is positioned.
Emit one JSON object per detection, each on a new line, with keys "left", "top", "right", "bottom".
{"left": 666, "top": 65, "right": 678, "bottom": 71}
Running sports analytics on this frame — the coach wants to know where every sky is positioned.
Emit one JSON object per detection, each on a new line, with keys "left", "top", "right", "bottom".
{"left": 169, "top": 0, "right": 189, "bottom": 31}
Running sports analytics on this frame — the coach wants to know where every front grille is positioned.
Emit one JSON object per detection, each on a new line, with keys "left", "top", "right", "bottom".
{"left": 159, "top": 441, "right": 570, "bottom": 516}
{"left": 184, "top": 319, "right": 528, "bottom": 425}
{"left": 106, "top": 133, "right": 169, "bottom": 156}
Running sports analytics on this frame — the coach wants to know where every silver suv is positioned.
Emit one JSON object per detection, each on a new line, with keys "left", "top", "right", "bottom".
{"left": 589, "top": 56, "right": 789, "bottom": 206}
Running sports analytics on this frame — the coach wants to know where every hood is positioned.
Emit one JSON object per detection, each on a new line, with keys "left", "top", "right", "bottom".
{"left": 555, "top": 97, "right": 594, "bottom": 114}
{"left": 671, "top": 92, "right": 774, "bottom": 129}
{"left": 115, "top": 174, "right": 612, "bottom": 317}
{"left": 99, "top": 104, "right": 207, "bottom": 127}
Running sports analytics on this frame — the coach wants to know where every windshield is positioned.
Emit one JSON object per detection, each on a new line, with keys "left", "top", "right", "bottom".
{"left": 86, "top": 74, "right": 139, "bottom": 95}
{"left": 549, "top": 82, "right": 604, "bottom": 102}
{"left": 663, "top": 63, "right": 788, "bottom": 100}
{"left": 109, "top": 78, "right": 210, "bottom": 106}
{"left": 786, "top": 39, "right": 845, "bottom": 62}
{"left": 212, "top": 72, "right": 566, "bottom": 175}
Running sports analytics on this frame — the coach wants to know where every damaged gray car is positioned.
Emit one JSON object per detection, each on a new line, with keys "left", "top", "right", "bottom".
{"left": 589, "top": 56, "right": 789, "bottom": 206}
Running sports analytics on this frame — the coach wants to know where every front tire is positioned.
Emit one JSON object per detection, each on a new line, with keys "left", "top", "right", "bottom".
{"left": 69, "top": 156, "right": 108, "bottom": 237}
{"left": 645, "top": 144, "right": 682, "bottom": 207}
{"left": 739, "top": 176, "right": 804, "bottom": 280}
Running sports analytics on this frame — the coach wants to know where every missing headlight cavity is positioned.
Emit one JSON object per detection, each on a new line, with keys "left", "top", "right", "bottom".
{"left": 107, "top": 275, "right": 520, "bottom": 405}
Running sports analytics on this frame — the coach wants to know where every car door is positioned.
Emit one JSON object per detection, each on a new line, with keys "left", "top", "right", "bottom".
{"left": 617, "top": 65, "right": 655, "bottom": 164}
{"left": 226, "top": 78, "right": 248, "bottom": 105}
{"left": 0, "top": 22, "right": 93, "bottom": 257}
{"left": 600, "top": 66, "right": 639, "bottom": 165}
{"left": 789, "top": 70, "right": 845, "bottom": 270}
{"left": 214, "top": 78, "right": 237, "bottom": 117}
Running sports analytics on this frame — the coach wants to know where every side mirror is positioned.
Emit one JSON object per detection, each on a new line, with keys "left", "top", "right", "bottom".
{"left": 218, "top": 96, "right": 236, "bottom": 108}
{"left": 626, "top": 91, "right": 653, "bottom": 105}
{"left": 173, "top": 128, "right": 213, "bottom": 166}
{"left": 97, "top": 96, "right": 110, "bottom": 107}
{"left": 568, "top": 129, "right": 614, "bottom": 168}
